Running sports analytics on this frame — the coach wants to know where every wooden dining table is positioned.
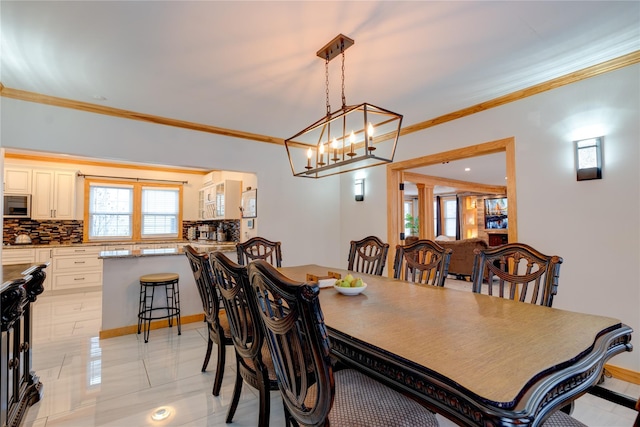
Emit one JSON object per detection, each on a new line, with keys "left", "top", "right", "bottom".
{"left": 279, "top": 264, "right": 633, "bottom": 427}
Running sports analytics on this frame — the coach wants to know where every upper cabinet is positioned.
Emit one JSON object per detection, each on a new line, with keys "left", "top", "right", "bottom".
{"left": 198, "top": 179, "right": 241, "bottom": 220}
{"left": 4, "top": 167, "right": 32, "bottom": 194}
{"left": 31, "top": 169, "right": 77, "bottom": 220}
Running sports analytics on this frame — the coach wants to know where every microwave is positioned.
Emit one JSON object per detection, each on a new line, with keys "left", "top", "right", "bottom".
{"left": 4, "top": 194, "right": 31, "bottom": 218}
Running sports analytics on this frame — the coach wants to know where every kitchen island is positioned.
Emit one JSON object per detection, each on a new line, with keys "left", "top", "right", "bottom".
{"left": 99, "top": 245, "right": 236, "bottom": 339}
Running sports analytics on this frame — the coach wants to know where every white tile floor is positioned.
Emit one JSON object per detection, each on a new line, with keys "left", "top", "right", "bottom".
{"left": 23, "top": 288, "right": 638, "bottom": 427}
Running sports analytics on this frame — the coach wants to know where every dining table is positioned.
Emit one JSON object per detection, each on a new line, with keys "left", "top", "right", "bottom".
{"left": 278, "top": 264, "right": 633, "bottom": 427}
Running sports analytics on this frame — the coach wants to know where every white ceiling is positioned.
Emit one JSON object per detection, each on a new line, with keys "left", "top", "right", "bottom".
{"left": 2, "top": 1, "right": 638, "bottom": 183}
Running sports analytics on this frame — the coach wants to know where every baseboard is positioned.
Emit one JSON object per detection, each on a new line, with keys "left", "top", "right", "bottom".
{"left": 604, "top": 363, "right": 640, "bottom": 385}
{"left": 99, "top": 313, "right": 204, "bottom": 340}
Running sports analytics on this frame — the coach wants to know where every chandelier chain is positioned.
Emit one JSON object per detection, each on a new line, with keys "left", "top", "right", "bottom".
{"left": 325, "top": 56, "right": 331, "bottom": 116}
{"left": 341, "top": 44, "right": 346, "bottom": 109}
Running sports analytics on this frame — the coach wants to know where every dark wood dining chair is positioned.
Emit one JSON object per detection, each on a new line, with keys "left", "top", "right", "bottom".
{"left": 470, "top": 242, "right": 563, "bottom": 307}
{"left": 393, "top": 239, "right": 452, "bottom": 286}
{"left": 246, "top": 260, "right": 440, "bottom": 427}
{"left": 347, "top": 235, "right": 390, "bottom": 276}
{"left": 183, "top": 245, "right": 232, "bottom": 396}
{"left": 209, "top": 252, "right": 279, "bottom": 427}
{"left": 236, "top": 236, "right": 283, "bottom": 267}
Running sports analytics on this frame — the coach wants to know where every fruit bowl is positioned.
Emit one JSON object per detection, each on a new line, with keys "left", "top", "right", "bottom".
{"left": 333, "top": 282, "right": 367, "bottom": 296}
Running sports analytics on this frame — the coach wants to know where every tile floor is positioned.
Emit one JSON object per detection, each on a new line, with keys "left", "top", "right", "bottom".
{"left": 22, "top": 287, "right": 638, "bottom": 427}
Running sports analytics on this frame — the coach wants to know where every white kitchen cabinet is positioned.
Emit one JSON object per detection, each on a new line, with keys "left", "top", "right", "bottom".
{"left": 35, "top": 248, "right": 53, "bottom": 292}
{"left": 102, "top": 244, "right": 133, "bottom": 251}
{"left": 199, "top": 184, "right": 216, "bottom": 220}
{"left": 3, "top": 167, "right": 32, "bottom": 194}
{"left": 51, "top": 246, "right": 103, "bottom": 291}
{"left": 31, "top": 169, "right": 77, "bottom": 220}
{"left": 214, "top": 180, "right": 242, "bottom": 219}
{"left": 1, "top": 248, "right": 36, "bottom": 265}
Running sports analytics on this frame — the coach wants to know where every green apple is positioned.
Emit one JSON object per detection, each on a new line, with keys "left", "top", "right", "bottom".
{"left": 353, "top": 278, "right": 363, "bottom": 288}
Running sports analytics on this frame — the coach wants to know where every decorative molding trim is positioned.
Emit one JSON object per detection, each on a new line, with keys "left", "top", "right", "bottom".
{"left": 0, "top": 51, "right": 637, "bottom": 144}
{"left": 98, "top": 313, "right": 204, "bottom": 340}
{"left": 4, "top": 152, "right": 209, "bottom": 175}
{"left": 401, "top": 50, "right": 640, "bottom": 135}
{"left": 0, "top": 86, "right": 285, "bottom": 146}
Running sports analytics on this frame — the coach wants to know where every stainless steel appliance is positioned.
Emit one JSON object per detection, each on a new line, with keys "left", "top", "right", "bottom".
{"left": 3, "top": 194, "right": 31, "bottom": 218}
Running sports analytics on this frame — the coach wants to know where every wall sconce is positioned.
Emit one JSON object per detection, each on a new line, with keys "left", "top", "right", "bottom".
{"left": 575, "top": 136, "right": 603, "bottom": 181}
{"left": 355, "top": 178, "right": 364, "bottom": 201}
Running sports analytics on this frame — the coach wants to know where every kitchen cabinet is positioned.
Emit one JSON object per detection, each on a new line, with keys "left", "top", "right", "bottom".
{"left": 1, "top": 248, "right": 36, "bottom": 265}
{"left": 31, "top": 169, "right": 77, "bottom": 220}
{"left": 199, "top": 184, "right": 216, "bottom": 220}
{"left": 3, "top": 167, "right": 32, "bottom": 194}
{"left": 35, "top": 248, "right": 53, "bottom": 292}
{"left": 214, "top": 179, "right": 242, "bottom": 219}
{"left": 133, "top": 243, "right": 178, "bottom": 250}
{"left": 102, "top": 244, "right": 134, "bottom": 251}
{"left": 51, "top": 246, "right": 103, "bottom": 291}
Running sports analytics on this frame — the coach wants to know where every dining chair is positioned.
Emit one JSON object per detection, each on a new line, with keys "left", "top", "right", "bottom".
{"left": 246, "top": 259, "right": 440, "bottom": 427}
{"left": 393, "top": 239, "right": 452, "bottom": 286}
{"left": 236, "top": 236, "right": 283, "bottom": 267}
{"left": 183, "top": 245, "right": 232, "bottom": 396}
{"left": 347, "top": 235, "right": 390, "bottom": 276}
{"left": 209, "top": 252, "right": 279, "bottom": 427}
{"left": 470, "top": 242, "right": 563, "bottom": 307}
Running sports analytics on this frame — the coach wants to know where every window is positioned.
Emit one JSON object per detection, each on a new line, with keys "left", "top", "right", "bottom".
{"left": 88, "top": 184, "right": 133, "bottom": 239}
{"left": 443, "top": 198, "right": 457, "bottom": 237}
{"left": 85, "top": 180, "right": 182, "bottom": 241}
{"left": 141, "top": 187, "right": 179, "bottom": 237}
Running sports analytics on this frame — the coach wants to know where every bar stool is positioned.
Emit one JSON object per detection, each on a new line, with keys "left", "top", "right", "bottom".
{"left": 138, "top": 273, "right": 182, "bottom": 343}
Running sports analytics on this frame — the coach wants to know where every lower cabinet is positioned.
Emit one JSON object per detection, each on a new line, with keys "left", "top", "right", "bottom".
{"left": 51, "top": 246, "right": 103, "bottom": 291}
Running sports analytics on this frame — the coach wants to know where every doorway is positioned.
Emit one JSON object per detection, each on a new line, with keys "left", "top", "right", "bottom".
{"left": 386, "top": 137, "right": 517, "bottom": 272}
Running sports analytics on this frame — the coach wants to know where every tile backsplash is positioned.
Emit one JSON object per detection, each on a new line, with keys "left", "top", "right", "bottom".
{"left": 3, "top": 219, "right": 240, "bottom": 245}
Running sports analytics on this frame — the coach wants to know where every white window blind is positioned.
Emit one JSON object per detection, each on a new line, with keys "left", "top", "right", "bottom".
{"left": 141, "top": 187, "right": 179, "bottom": 237}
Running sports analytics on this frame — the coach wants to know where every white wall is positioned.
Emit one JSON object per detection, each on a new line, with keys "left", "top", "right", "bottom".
{"left": 338, "top": 64, "right": 640, "bottom": 371}
{"left": 2, "top": 64, "right": 638, "bottom": 371}
{"left": 0, "top": 98, "right": 343, "bottom": 268}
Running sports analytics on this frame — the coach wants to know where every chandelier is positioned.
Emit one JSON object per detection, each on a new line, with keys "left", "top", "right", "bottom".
{"left": 285, "top": 34, "right": 403, "bottom": 179}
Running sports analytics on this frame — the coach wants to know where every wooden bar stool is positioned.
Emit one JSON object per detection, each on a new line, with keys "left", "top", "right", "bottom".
{"left": 138, "top": 273, "right": 181, "bottom": 342}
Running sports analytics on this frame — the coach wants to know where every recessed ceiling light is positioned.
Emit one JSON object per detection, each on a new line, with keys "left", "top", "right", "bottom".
{"left": 464, "top": 167, "right": 471, "bottom": 172}
{"left": 92, "top": 95, "right": 107, "bottom": 101}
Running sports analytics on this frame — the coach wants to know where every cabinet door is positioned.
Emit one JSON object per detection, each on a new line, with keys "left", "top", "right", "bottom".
{"left": 35, "top": 249, "right": 52, "bottom": 292}
{"left": 53, "top": 171, "right": 76, "bottom": 219}
{"left": 31, "top": 170, "right": 54, "bottom": 219}
{"left": 4, "top": 168, "right": 32, "bottom": 194}
{"left": 31, "top": 169, "right": 76, "bottom": 219}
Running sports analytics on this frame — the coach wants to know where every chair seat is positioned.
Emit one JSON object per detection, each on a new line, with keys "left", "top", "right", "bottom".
{"left": 241, "top": 343, "right": 278, "bottom": 381}
{"left": 218, "top": 310, "right": 233, "bottom": 340}
{"left": 542, "top": 410, "right": 587, "bottom": 427}
{"left": 140, "top": 272, "right": 179, "bottom": 283}
{"left": 307, "top": 369, "right": 439, "bottom": 426}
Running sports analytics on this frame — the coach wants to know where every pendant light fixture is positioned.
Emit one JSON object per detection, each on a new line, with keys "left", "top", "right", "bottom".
{"left": 285, "top": 34, "right": 403, "bottom": 178}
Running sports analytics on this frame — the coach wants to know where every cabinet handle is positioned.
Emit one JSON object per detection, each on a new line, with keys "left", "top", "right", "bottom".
{"left": 74, "top": 249, "right": 86, "bottom": 252}
{"left": 20, "top": 342, "right": 29, "bottom": 352}
{"left": 74, "top": 261, "right": 86, "bottom": 264}
{"left": 8, "top": 358, "right": 19, "bottom": 369}
{"left": 74, "top": 277, "right": 85, "bottom": 281}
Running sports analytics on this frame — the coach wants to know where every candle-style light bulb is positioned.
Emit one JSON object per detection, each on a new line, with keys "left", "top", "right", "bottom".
{"left": 318, "top": 143, "right": 325, "bottom": 166}
{"left": 367, "top": 122, "right": 376, "bottom": 152}
{"left": 305, "top": 148, "right": 312, "bottom": 169}
{"left": 348, "top": 130, "right": 356, "bottom": 157}
{"left": 331, "top": 137, "right": 339, "bottom": 162}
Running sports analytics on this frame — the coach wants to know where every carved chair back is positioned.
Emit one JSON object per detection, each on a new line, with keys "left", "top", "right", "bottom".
{"left": 236, "top": 236, "right": 283, "bottom": 267}
{"left": 184, "top": 245, "right": 232, "bottom": 394}
{"left": 393, "top": 239, "right": 452, "bottom": 286}
{"left": 210, "top": 252, "right": 277, "bottom": 426}
{"left": 184, "top": 245, "right": 222, "bottom": 334}
{"left": 247, "top": 260, "right": 333, "bottom": 427}
{"left": 470, "top": 242, "right": 563, "bottom": 307}
{"left": 347, "top": 235, "right": 390, "bottom": 276}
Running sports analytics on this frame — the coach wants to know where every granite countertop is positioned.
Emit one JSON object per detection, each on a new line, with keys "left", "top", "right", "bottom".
{"left": 1, "top": 263, "right": 48, "bottom": 292}
{"left": 99, "top": 244, "right": 236, "bottom": 259}
{"left": 3, "top": 240, "right": 237, "bottom": 249}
